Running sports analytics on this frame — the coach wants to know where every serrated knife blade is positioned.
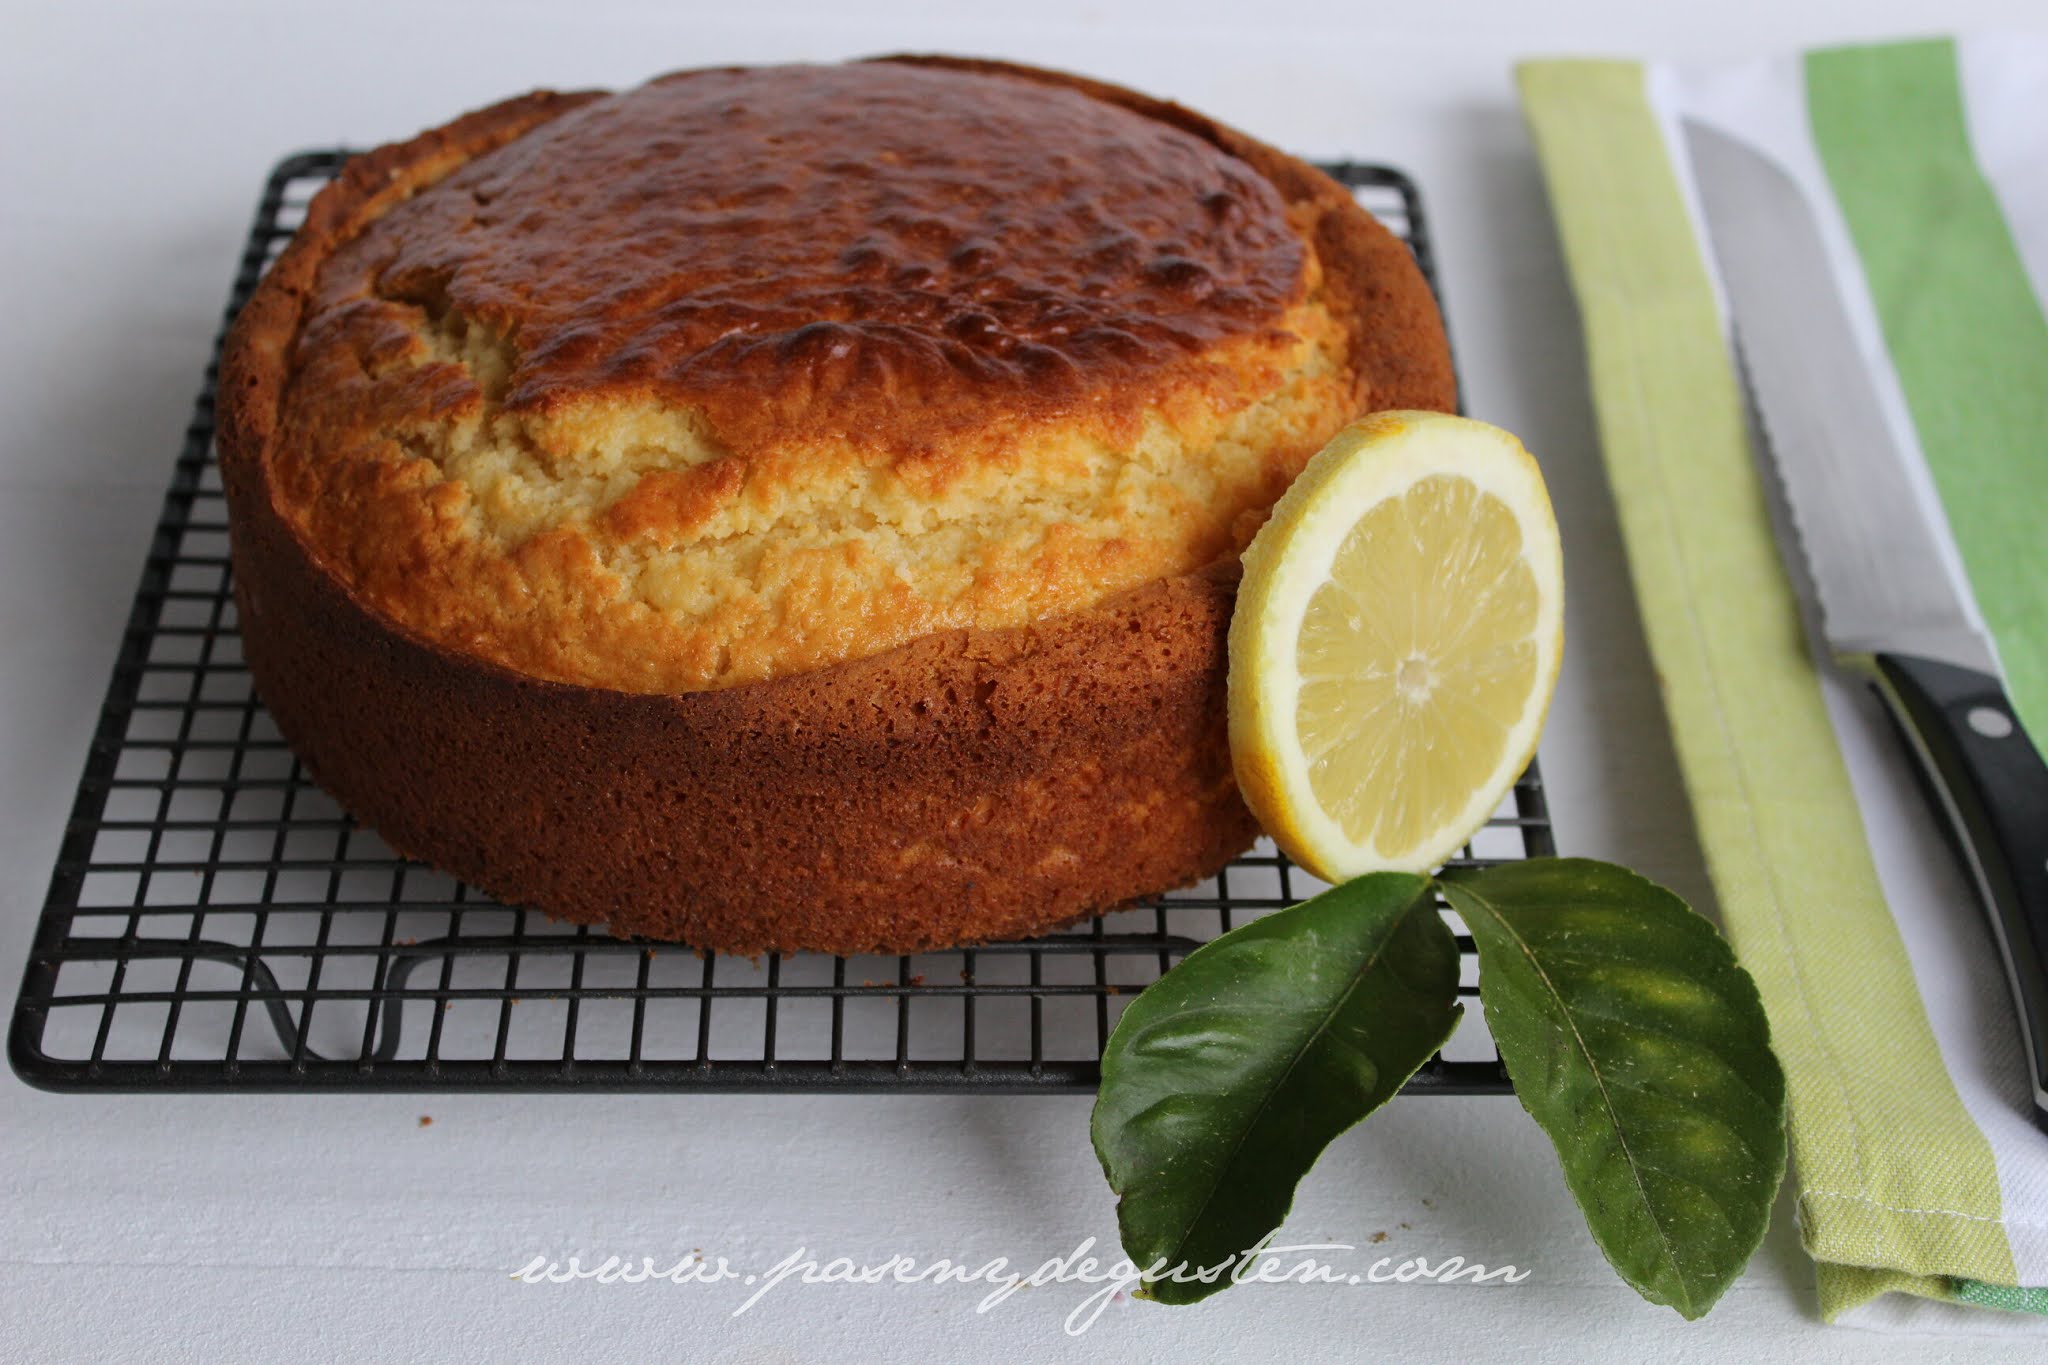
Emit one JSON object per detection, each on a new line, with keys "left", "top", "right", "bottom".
{"left": 1686, "top": 124, "right": 1989, "bottom": 675}
{"left": 1685, "top": 120, "right": 2048, "bottom": 1133}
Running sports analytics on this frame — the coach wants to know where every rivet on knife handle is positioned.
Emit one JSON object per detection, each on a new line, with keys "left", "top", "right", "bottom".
{"left": 1869, "top": 653, "right": 2048, "bottom": 1134}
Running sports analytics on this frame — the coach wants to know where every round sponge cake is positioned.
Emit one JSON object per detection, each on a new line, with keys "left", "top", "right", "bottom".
{"left": 218, "top": 56, "right": 1456, "bottom": 953}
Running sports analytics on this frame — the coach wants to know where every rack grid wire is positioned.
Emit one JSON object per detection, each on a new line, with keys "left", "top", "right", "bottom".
{"left": 8, "top": 153, "right": 1551, "bottom": 1094}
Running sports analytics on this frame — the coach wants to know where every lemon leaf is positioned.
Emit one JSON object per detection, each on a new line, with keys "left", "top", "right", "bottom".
{"left": 1439, "top": 859, "right": 1787, "bottom": 1319}
{"left": 1090, "top": 872, "right": 1461, "bottom": 1306}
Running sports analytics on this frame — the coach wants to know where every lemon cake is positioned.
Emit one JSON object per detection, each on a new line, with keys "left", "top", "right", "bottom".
{"left": 217, "top": 56, "right": 1457, "bottom": 953}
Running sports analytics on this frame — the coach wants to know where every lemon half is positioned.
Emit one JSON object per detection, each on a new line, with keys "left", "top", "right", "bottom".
{"left": 1228, "top": 412, "right": 1564, "bottom": 881}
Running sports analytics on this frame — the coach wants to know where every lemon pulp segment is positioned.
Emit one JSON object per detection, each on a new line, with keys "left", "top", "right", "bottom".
{"left": 1296, "top": 473, "right": 1541, "bottom": 853}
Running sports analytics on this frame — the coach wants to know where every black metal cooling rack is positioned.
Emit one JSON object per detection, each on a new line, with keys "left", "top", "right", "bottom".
{"left": 8, "top": 154, "right": 1552, "bottom": 1094}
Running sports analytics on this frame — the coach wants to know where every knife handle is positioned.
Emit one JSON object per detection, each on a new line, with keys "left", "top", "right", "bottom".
{"left": 1871, "top": 653, "right": 2048, "bottom": 1132}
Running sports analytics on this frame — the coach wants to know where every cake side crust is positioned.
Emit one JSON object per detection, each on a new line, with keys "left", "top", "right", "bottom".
{"left": 230, "top": 463, "right": 1260, "bottom": 953}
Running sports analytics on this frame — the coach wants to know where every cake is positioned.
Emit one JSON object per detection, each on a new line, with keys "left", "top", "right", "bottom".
{"left": 216, "top": 55, "right": 1456, "bottom": 954}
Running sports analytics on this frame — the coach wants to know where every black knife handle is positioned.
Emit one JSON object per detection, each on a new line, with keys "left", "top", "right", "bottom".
{"left": 1871, "top": 653, "right": 2048, "bottom": 1132}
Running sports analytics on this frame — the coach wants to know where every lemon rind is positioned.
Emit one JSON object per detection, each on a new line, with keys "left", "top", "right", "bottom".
{"left": 1227, "top": 411, "right": 1563, "bottom": 882}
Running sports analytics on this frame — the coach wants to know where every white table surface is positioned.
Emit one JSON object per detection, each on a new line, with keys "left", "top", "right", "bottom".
{"left": 4, "top": 1, "right": 2042, "bottom": 1359}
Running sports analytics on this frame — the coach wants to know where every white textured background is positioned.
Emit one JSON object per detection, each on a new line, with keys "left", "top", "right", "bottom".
{"left": 2, "top": 1, "right": 2042, "bottom": 1359}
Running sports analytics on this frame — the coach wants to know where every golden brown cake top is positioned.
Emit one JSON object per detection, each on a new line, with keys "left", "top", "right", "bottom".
{"left": 228, "top": 58, "right": 1455, "bottom": 695}
{"left": 366, "top": 62, "right": 1311, "bottom": 452}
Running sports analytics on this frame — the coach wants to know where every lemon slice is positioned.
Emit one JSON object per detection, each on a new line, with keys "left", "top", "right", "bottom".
{"left": 1228, "top": 411, "right": 1563, "bottom": 881}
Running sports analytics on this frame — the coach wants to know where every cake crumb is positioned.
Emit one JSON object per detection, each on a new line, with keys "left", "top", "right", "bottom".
{"left": 1369, "top": 1231, "right": 1388, "bottom": 1244}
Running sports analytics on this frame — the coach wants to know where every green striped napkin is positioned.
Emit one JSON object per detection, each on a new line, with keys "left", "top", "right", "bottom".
{"left": 1519, "top": 37, "right": 2048, "bottom": 1329}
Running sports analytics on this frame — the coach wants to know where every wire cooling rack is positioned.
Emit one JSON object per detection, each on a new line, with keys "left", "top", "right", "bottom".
{"left": 9, "top": 154, "right": 1552, "bottom": 1094}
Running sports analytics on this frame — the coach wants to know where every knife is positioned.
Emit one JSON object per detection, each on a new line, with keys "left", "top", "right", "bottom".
{"left": 1685, "top": 121, "right": 2048, "bottom": 1134}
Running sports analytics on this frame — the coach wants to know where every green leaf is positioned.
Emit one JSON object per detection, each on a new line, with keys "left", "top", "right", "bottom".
{"left": 1439, "top": 859, "right": 1787, "bottom": 1319}
{"left": 1090, "top": 872, "right": 1461, "bottom": 1305}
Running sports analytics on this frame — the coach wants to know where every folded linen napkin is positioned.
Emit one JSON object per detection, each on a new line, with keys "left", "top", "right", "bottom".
{"left": 1519, "top": 37, "right": 2048, "bottom": 1329}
